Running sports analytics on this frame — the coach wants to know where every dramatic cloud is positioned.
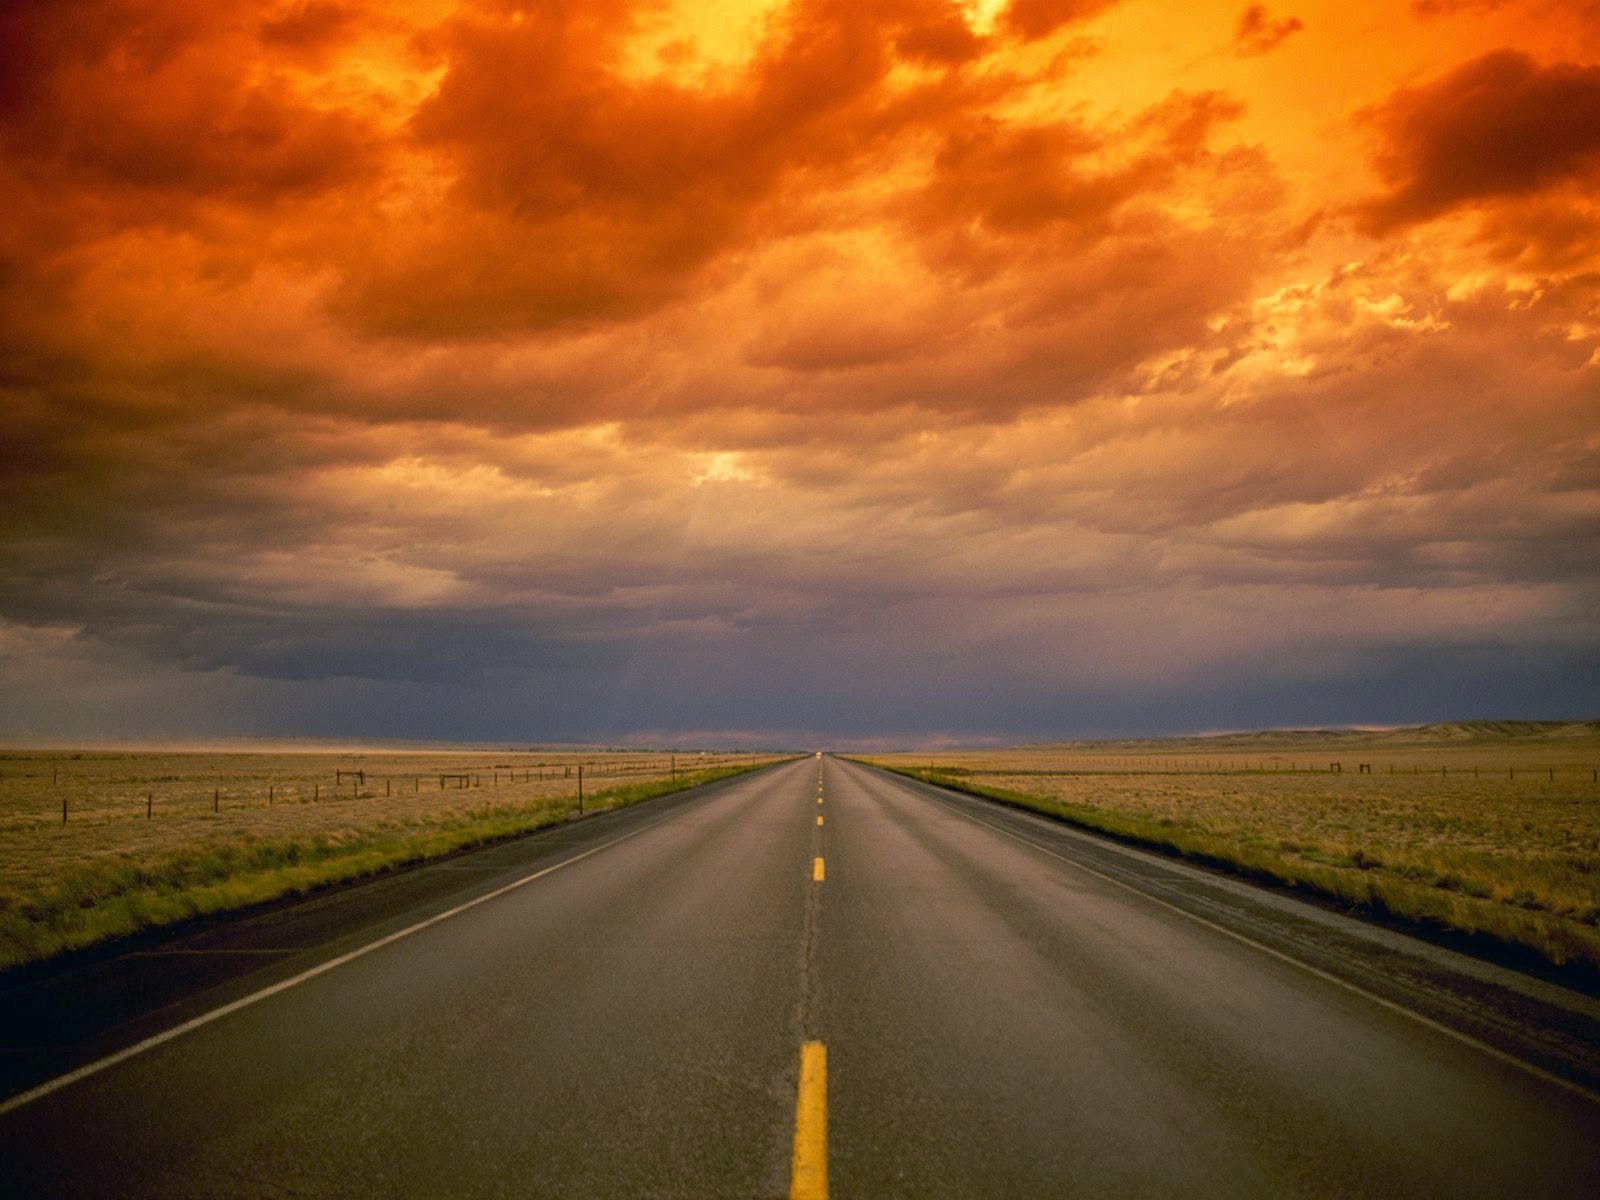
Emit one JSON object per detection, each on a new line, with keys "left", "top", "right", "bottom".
{"left": 1001, "top": 0, "right": 1122, "bottom": 41}
{"left": 1234, "top": 5, "right": 1304, "bottom": 56}
{"left": 0, "top": 0, "right": 1596, "bottom": 744}
{"left": 1357, "top": 50, "right": 1600, "bottom": 232}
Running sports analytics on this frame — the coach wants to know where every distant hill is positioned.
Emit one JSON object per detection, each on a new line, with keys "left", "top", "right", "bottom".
{"left": 1377, "top": 720, "right": 1600, "bottom": 742}
{"left": 1035, "top": 720, "right": 1600, "bottom": 752}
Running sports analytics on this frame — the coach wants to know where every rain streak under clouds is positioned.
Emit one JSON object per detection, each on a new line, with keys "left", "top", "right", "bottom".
{"left": 1, "top": 0, "right": 1597, "bottom": 745}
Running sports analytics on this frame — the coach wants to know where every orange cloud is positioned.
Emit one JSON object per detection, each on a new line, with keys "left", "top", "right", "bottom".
{"left": 1356, "top": 50, "right": 1600, "bottom": 233}
{"left": 0, "top": 0, "right": 1597, "bottom": 738}
{"left": 260, "top": 1, "right": 366, "bottom": 55}
{"left": 328, "top": 0, "right": 1012, "bottom": 335}
{"left": 0, "top": 1, "right": 381, "bottom": 201}
{"left": 1002, "top": 0, "right": 1121, "bottom": 42}
{"left": 1234, "top": 4, "right": 1303, "bottom": 56}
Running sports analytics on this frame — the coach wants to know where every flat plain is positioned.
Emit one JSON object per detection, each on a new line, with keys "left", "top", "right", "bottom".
{"left": 5, "top": 755, "right": 1598, "bottom": 1198}
{"left": 0, "top": 745, "right": 778, "bottom": 970}
{"left": 864, "top": 721, "right": 1600, "bottom": 975}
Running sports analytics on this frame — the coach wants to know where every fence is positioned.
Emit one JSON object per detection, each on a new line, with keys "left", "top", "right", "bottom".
{"left": 914, "top": 756, "right": 1600, "bottom": 783}
{"left": 5, "top": 752, "right": 758, "bottom": 826}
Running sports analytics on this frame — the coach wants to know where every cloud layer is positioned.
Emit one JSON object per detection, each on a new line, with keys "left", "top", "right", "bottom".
{"left": 1, "top": 0, "right": 1597, "bottom": 743}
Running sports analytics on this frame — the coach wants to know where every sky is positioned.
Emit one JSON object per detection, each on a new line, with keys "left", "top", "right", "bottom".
{"left": 1, "top": 0, "right": 1597, "bottom": 747}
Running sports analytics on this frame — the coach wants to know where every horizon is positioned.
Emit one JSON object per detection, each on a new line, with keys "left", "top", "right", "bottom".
{"left": 2, "top": 715, "right": 1596, "bottom": 757}
{"left": 2, "top": 1, "right": 1597, "bottom": 742}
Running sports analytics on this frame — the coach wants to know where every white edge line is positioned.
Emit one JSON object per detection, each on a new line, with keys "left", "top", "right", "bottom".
{"left": 0, "top": 804, "right": 694, "bottom": 1117}
{"left": 871, "top": 763, "right": 1600, "bottom": 1107}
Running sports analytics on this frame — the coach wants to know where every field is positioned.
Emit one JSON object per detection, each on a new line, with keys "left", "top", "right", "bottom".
{"left": 863, "top": 722, "right": 1600, "bottom": 976}
{"left": 0, "top": 745, "right": 784, "bottom": 971}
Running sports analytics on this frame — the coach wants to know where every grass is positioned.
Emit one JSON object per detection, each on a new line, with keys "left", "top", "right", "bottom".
{"left": 860, "top": 723, "right": 1600, "bottom": 978}
{"left": 0, "top": 749, "right": 787, "bottom": 972}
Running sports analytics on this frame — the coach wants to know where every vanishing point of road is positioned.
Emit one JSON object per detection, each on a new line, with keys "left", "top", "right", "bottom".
{"left": 2, "top": 756, "right": 1598, "bottom": 1197}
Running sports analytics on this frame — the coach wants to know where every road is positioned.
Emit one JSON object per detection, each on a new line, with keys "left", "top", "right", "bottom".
{"left": 2, "top": 755, "right": 1598, "bottom": 1197}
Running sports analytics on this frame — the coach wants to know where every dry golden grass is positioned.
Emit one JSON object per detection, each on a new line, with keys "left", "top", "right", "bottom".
{"left": 0, "top": 747, "right": 780, "bottom": 970}
{"left": 865, "top": 723, "right": 1600, "bottom": 974}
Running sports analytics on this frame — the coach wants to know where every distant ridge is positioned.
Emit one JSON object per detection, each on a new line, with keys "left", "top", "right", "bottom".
{"left": 1226, "top": 720, "right": 1600, "bottom": 744}
{"left": 1035, "top": 719, "right": 1600, "bottom": 751}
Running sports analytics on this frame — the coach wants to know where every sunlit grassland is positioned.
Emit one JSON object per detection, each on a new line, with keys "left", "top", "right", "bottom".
{"left": 0, "top": 747, "right": 785, "bottom": 971}
{"left": 863, "top": 723, "right": 1600, "bottom": 975}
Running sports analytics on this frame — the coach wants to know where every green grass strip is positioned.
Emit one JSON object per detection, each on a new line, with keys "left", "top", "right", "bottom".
{"left": 864, "top": 762, "right": 1600, "bottom": 978}
{"left": 0, "top": 760, "right": 791, "bottom": 973}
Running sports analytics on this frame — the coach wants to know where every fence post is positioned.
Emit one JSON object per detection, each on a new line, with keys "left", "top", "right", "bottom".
{"left": 147, "top": 792, "right": 153, "bottom": 819}
{"left": 213, "top": 788, "right": 219, "bottom": 813}
{"left": 269, "top": 784, "right": 274, "bottom": 806}
{"left": 62, "top": 795, "right": 67, "bottom": 824}
{"left": 578, "top": 763, "right": 584, "bottom": 813}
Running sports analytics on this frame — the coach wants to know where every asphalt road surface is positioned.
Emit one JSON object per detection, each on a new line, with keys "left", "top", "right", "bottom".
{"left": 2, "top": 755, "right": 1598, "bottom": 1197}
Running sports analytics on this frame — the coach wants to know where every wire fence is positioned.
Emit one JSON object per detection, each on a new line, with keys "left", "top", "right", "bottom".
{"left": 1074, "top": 757, "right": 1596, "bottom": 779}
{"left": 905, "top": 755, "right": 1600, "bottom": 784}
{"left": 0, "top": 752, "right": 771, "bottom": 827}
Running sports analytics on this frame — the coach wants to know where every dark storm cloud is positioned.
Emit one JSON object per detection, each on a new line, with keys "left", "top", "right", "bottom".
{"left": 1356, "top": 51, "right": 1600, "bottom": 233}
{"left": 0, "top": 0, "right": 1597, "bottom": 743}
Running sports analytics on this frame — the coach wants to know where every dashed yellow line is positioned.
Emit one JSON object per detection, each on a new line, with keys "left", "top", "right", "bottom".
{"left": 790, "top": 1041, "right": 828, "bottom": 1200}
{"left": 813, "top": 856, "right": 825, "bottom": 882}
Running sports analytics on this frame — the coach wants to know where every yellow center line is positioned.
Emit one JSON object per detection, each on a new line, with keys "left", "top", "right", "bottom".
{"left": 790, "top": 1041, "right": 828, "bottom": 1200}
{"left": 813, "top": 856, "right": 825, "bottom": 882}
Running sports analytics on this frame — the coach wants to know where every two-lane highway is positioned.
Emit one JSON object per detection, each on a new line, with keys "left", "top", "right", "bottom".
{"left": 2, "top": 760, "right": 821, "bottom": 1198}
{"left": 2, "top": 754, "right": 1598, "bottom": 1197}
{"left": 816, "top": 759, "right": 1600, "bottom": 1198}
